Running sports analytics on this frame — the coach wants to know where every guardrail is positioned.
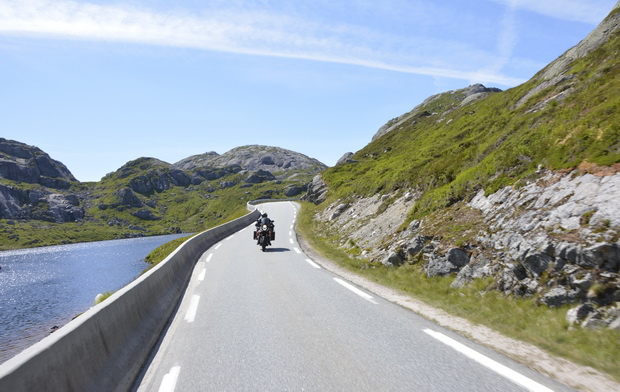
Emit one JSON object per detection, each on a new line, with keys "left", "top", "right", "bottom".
{"left": 0, "top": 205, "right": 262, "bottom": 392}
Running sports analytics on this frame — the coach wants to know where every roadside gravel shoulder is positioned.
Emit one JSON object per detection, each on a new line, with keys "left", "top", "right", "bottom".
{"left": 296, "top": 234, "right": 620, "bottom": 392}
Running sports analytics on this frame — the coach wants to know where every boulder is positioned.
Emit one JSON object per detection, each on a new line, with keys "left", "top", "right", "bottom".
{"left": 303, "top": 174, "right": 329, "bottom": 204}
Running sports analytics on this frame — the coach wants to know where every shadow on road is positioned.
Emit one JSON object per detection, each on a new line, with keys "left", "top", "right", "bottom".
{"left": 264, "top": 248, "right": 290, "bottom": 252}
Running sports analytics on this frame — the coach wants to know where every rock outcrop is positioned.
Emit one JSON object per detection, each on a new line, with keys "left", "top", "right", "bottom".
{"left": 173, "top": 145, "right": 327, "bottom": 178}
{"left": 372, "top": 84, "right": 502, "bottom": 141}
{"left": 0, "top": 138, "right": 77, "bottom": 189}
{"left": 315, "top": 168, "right": 620, "bottom": 330}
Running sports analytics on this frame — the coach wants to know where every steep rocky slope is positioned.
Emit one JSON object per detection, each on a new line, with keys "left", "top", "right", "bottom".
{"left": 305, "top": 4, "right": 620, "bottom": 330}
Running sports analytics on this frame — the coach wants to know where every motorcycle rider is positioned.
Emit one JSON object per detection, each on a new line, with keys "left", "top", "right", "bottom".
{"left": 256, "top": 213, "right": 274, "bottom": 246}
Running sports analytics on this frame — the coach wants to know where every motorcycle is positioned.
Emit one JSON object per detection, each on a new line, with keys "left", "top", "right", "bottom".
{"left": 253, "top": 221, "right": 275, "bottom": 251}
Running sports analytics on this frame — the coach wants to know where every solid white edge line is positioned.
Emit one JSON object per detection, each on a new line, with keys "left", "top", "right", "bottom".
{"left": 305, "top": 258, "right": 321, "bottom": 269}
{"left": 294, "top": 247, "right": 301, "bottom": 254}
{"left": 206, "top": 253, "right": 213, "bottom": 262}
{"left": 158, "top": 366, "right": 180, "bottom": 392}
{"left": 333, "top": 278, "right": 378, "bottom": 304}
{"left": 423, "top": 329, "right": 553, "bottom": 392}
{"left": 184, "top": 295, "right": 200, "bottom": 323}
{"left": 198, "top": 269, "right": 206, "bottom": 281}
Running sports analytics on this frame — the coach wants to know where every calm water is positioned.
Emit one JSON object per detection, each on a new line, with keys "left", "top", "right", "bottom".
{"left": 0, "top": 234, "right": 188, "bottom": 364}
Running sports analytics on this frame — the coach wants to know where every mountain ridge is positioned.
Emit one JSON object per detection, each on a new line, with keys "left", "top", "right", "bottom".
{"left": 0, "top": 141, "right": 326, "bottom": 249}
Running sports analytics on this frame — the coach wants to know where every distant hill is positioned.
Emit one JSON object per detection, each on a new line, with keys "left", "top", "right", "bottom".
{"left": 0, "top": 142, "right": 326, "bottom": 249}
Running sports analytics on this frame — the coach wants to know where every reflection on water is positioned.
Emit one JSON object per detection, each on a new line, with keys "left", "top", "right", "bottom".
{"left": 0, "top": 234, "right": 188, "bottom": 364}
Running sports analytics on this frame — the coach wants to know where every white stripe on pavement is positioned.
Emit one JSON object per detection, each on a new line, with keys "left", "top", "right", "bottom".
{"left": 305, "top": 258, "right": 321, "bottom": 269}
{"left": 198, "top": 269, "right": 206, "bottom": 281}
{"left": 423, "top": 329, "right": 553, "bottom": 392}
{"left": 158, "top": 366, "right": 180, "bottom": 392}
{"left": 294, "top": 247, "right": 301, "bottom": 254}
{"left": 334, "top": 278, "right": 378, "bottom": 304}
{"left": 184, "top": 295, "right": 200, "bottom": 323}
{"left": 206, "top": 253, "right": 213, "bottom": 262}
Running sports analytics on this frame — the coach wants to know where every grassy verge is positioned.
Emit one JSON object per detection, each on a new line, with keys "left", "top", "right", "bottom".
{"left": 296, "top": 201, "right": 620, "bottom": 382}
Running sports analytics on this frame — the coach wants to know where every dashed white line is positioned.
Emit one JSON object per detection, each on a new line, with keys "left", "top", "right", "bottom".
{"left": 305, "top": 258, "right": 321, "bottom": 269}
{"left": 289, "top": 238, "right": 294, "bottom": 244}
{"left": 334, "top": 278, "right": 378, "bottom": 304}
{"left": 158, "top": 366, "right": 180, "bottom": 392}
{"left": 289, "top": 231, "right": 292, "bottom": 236}
{"left": 206, "top": 253, "right": 213, "bottom": 262}
{"left": 214, "top": 243, "right": 222, "bottom": 250}
{"left": 184, "top": 295, "right": 200, "bottom": 323}
{"left": 226, "top": 235, "right": 234, "bottom": 240}
{"left": 423, "top": 329, "right": 553, "bottom": 392}
{"left": 198, "top": 269, "right": 206, "bottom": 281}
{"left": 294, "top": 247, "right": 301, "bottom": 254}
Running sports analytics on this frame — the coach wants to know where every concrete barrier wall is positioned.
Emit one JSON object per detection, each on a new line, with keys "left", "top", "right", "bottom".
{"left": 0, "top": 206, "right": 261, "bottom": 392}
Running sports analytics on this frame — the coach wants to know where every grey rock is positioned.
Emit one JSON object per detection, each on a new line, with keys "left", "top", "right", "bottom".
{"left": 303, "top": 174, "right": 329, "bottom": 204}
{"left": 131, "top": 209, "right": 161, "bottom": 220}
{"left": 336, "top": 152, "right": 357, "bottom": 165}
{"left": 447, "top": 248, "right": 469, "bottom": 267}
{"left": 583, "top": 243, "right": 620, "bottom": 272}
{"left": 522, "top": 252, "right": 553, "bottom": 277}
{"left": 425, "top": 249, "right": 468, "bottom": 277}
{"left": 540, "top": 287, "right": 578, "bottom": 308}
{"left": 383, "top": 252, "right": 404, "bottom": 267}
{"left": 330, "top": 204, "right": 349, "bottom": 220}
{"left": 566, "top": 303, "right": 595, "bottom": 325}
{"left": 116, "top": 188, "right": 143, "bottom": 208}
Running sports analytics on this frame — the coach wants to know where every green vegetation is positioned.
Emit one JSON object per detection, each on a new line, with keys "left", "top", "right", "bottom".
{"left": 94, "top": 291, "right": 115, "bottom": 305}
{"left": 0, "top": 154, "right": 313, "bottom": 250}
{"left": 144, "top": 234, "right": 194, "bottom": 265}
{"left": 319, "top": 27, "right": 620, "bottom": 226}
{"left": 297, "top": 202, "right": 620, "bottom": 381}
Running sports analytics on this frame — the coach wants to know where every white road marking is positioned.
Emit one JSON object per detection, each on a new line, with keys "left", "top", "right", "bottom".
{"left": 158, "top": 366, "right": 180, "bottom": 392}
{"left": 334, "top": 278, "right": 378, "bottom": 304}
{"left": 305, "top": 258, "right": 321, "bottom": 269}
{"left": 184, "top": 295, "right": 200, "bottom": 323}
{"left": 289, "top": 231, "right": 292, "bottom": 236}
{"left": 198, "top": 269, "right": 206, "bottom": 281}
{"left": 423, "top": 329, "right": 553, "bottom": 392}
{"left": 214, "top": 243, "right": 222, "bottom": 250}
{"left": 289, "top": 238, "right": 294, "bottom": 244}
{"left": 294, "top": 247, "right": 301, "bottom": 254}
{"left": 226, "top": 235, "right": 234, "bottom": 240}
{"left": 206, "top": 253, "right": 213, "bottom": 262}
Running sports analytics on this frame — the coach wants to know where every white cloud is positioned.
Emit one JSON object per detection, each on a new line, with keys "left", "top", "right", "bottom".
{"left": 0, "top": 0, "right": 526, "bottom": 86}
{"left": 489, "top": 0, "right": 617, "bottom": 24}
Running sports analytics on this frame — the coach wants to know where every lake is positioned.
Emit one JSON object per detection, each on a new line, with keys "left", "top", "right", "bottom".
{"left": 0, "top": 233, "right": 189, "bottom": 364}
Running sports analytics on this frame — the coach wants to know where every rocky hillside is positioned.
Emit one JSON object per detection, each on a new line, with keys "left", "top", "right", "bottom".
{"left": 305, "top": 4, "right": 620, "bottom": 330}
{"left": 0, "top": 142, "right": 326, "bottom": 249}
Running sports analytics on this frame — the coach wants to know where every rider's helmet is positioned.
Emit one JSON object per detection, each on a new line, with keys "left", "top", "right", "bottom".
{"left": 262, "top": 213, "right": 268, "bottom": 218}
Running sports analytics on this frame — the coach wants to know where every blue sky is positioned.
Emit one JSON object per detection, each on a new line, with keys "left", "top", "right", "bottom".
{"left": 0, "top": 0, "right": 617, "bottom": 182}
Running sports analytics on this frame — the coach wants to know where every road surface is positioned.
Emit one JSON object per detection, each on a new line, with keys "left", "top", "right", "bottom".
{"left": 134, "top": 201, "right": 573, "bottom": 391}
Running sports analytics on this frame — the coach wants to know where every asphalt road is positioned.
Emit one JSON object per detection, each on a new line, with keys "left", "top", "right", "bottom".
{"left": 134, "top": 201, "right": 574, "bottom": 392}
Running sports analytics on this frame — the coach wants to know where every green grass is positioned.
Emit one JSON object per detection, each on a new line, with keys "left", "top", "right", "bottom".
{"left": 144, "top": 234, "right": 194, "bottom": 265}
{"left": 297, "top": 201, "right": 620, "bottom": 382}
{"left": 319, "top": 28, "right": 620, "bottom": 224}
